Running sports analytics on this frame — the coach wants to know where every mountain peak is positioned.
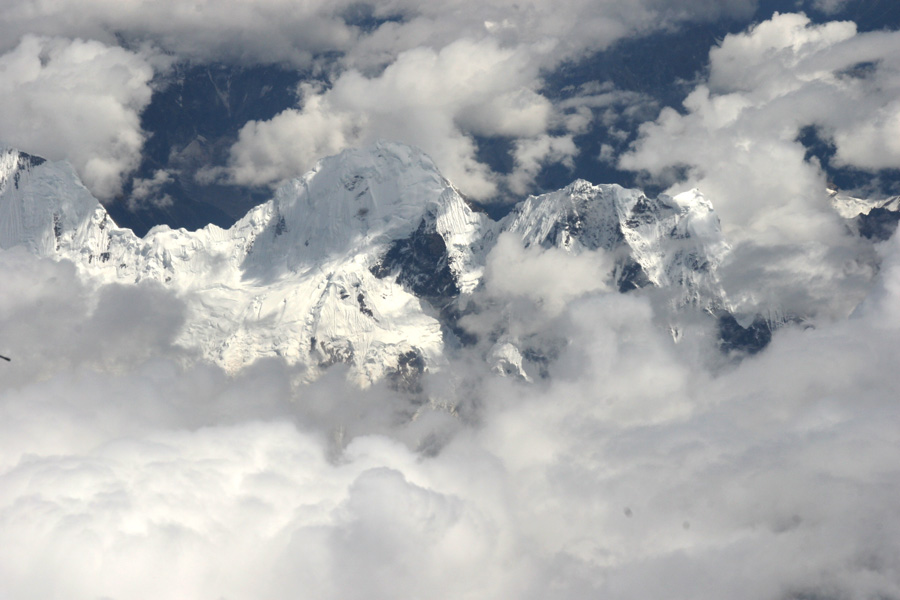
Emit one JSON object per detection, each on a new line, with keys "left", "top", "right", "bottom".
{"left": 238, "top": 142, "right": 456, "bottom": 274}
{"left": 501, "top": 180, "right": 729, "bottom": 299}
{"left": 0, "top": 147, "right": 121, "bottom": 260}
{"left": 0, "top": 141, "right": 797, "bottom": 384}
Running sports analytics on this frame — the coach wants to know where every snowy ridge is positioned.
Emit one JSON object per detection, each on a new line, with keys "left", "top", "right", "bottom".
{"left": 829, "top": 189, "right": 900, "bottom": 242}
{"left": 2, "top": 141, "right": 775, "bottom": 384}
{"left": 500, "top": 180, "right": 730, "bottom": 305}
{"left": 829, "top": 188, "right": 900, "bottom": 219}
{"left": 0, "top": 148, "right": 121, "bottom": 261}
{"left": 0, "top": 142, "right": 494, "bottom": 385}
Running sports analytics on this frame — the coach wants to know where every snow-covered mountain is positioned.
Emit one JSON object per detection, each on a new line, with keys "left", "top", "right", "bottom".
{"left": 4, "top": 141, "right": 877, "bottom": 385}
{"left": 1, "top": 142, "right": 493, "bottom": 385}
{"left": 501, "top": 180, "right": 729, "bottom": 304}
{"left": 830, "top": 188, "right": 900, "bottom": 241}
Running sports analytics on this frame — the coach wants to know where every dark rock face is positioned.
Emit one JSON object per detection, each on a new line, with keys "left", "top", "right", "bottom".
{"left": 371, "top": 219, "right": 459, "bottom": 299}
{"left": 317, "top": 341, "right": 355, "bottom": 369}
{"left": 369, "top": 216, "right": 488, "bottom": 349}
{"left": 20, "top": 152, "right": 46, "bottom": 169}
{"left": 273, "top": 215, "right": 288, "bottom": 237}
{"left": 357, "top": 293, "right": 374, "bottom": 319}
{"left": 856, "top": 207, "right": 900, "bottom": 241}
{"left": 388, "top": 349, "right": 427, "bottom": 394}
{"left": 438, "top": 303, "right": 478, "bottom": 347}
{"left": 8, "top": 152, "right": 45, "bottom": 189}
{"left": 624, "top": 194, "right": 664, "bottom": 228}
{"left": 615, "top": 258, "right": 652, "bottom": 292}
{"left": 717, "top": 312, "right": 772, "bottom": 355}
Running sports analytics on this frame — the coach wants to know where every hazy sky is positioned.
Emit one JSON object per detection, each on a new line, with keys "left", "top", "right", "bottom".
{"left": 2, "top": 1, "right": 900, "bottom": 599}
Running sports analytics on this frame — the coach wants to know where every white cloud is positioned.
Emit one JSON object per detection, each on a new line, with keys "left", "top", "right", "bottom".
{"left": 0, "top": 0, "right": 356, "bottom": 66}
{"left": 0, "top": 0, "right": 759, "bottom": 67}
{"left": 832, "top": 97, "right": 900, "bottom": 170}
{"left": 4, "top": 233, "right": 900, "bottom": 599}
{"left": 621, "top": 13, "right": 900, "bottom": 240}
{"left": 507, "top": 135, "right": 579, "bottom": 195}
{"left": 0, "top": 36, "right": 154, "bottom": 199}
{"left": 130, "top": 169, "right": 174, "bottom": 209}
{"left": 218, "top": 38, "right": 557, "bottom": 199}
{"left": 201, "top": 88, "right": 364, "bottom": 189}
{"left": 216, "top": 39, "right": 654, "bottom": 200}
{"left": 0, "top": 0, "right": 760, "bottom": 203}
{"left": 0, "top": 249, "right": 189, "bottom": 383}
{"left": 618, "top": 12, "right": 900, "bottom": 317}
{"left": 342, "top": 0, "right": 758, "bottom": 70}
{"left": 483, "top": 231, "right": 612, "bottom": 315}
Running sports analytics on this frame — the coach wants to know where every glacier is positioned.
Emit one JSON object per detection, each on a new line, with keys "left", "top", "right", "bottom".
{"left": 1, "top": 142, "right": 492, "bottom": 385}
{"left": 2, "top": 141, "right": 884, "bottom": 386}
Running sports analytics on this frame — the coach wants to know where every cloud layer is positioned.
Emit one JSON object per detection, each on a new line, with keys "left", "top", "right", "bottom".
{"left": 0, "top": 0, "right": 758, "bottom": 65}
{"left": 3, "top": 6, "right": 900, "bottom": 599}
{"left": 2, "top": 221, "right": 900, "bottom": 599}
{"left": 0, "top": 36, "right": 154, "bottom": 199}
{"left": 618, "top": 12, "right": 900, "bottom": 318}
{"left": 621, "top": 13, "right": 900, "bottom": 241}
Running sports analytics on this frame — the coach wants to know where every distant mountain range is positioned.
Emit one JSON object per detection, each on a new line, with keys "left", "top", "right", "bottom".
{"left": 2, "top": 142, "right": 897, "bottom": 387}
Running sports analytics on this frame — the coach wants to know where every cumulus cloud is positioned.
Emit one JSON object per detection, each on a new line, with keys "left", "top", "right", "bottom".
{"left": 0, "top": 248, "right": 189, "bottom": 384}
{"left": 621, "top": 13, "right": 900, "bottom": 240}
{"left": 0, "top": 0, "right": 758, "bottom": 67}
{"left": 130, "top": 169, "right": 174, "bottom": 206}
{"left": 483, "top": 232, "right": 612, "bottom": 316}
{"left": 3, "top": 228, "right": 900, "bottom": 599}
{"left": 216, "top": 38, "right": 557, "bottom": 199}
{"left": 215, "top": 40, "right": 653, "bottom": 200}
{"left": 0, "top": 0, "right": 761, "bottom": 204}
{"left": 507, "top": 135, "right": 580, "bottom": 196}
{"left": 618, "top": 12, "right": 900, "bottom": 317}
{"left": 187, "top": 0, "right": 757, "bottom": 200}
{"left": 0, "top": 35, "right": 154, "bottom": 199}
{"left": 0, "top": 0, "right": 356, "bottom": 66}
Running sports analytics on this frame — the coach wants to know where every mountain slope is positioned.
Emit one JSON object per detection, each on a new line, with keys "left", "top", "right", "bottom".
{"left": 830, "top": 189, "right": 900, "bottom": 241}
{"left": 500, "top": 180, "right": 730, "bottom": 305}
{"left": 3, "top": 141, "right": 862, "bottom": 385}
{"left": 1, "top": 143, "right": 494, "bottom": 385}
